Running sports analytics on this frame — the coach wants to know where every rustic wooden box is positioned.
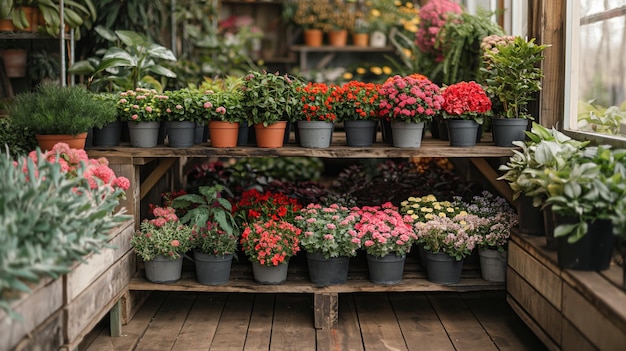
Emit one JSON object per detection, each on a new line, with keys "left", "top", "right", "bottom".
{"left": 507, "top": 233, "right": 626, "bottom": 351}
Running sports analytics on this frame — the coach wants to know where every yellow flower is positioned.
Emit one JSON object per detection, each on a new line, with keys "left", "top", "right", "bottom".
{"left": 405, "top": 2, "right": 414, "bottom": 8}
{"left": 411, "top": 204, "right": 419, "bottom": 208}
{"left": 426, "top": 195, "right": 437, "bottom": 202}
{"left": 371, "top": 9, "right": 381, "bottom": 17}
{"left": 438, "top": 212, "right": 447, "bottom": 218}
{"left": 401, "top": 200, "right": 408, "bottom": 206}
{"left": 343, "top": 72, "right": 353, "bottom": 80}
{"left": 459, "top": 210, "right": 468, "bottom": 216}
{"left": 446, "top": 207, "right": 454, "bottom": 213}
{"left": 406, "top": 209, "right": 414, "bottom": 215}
{"left": 433, "top": 204, "right": 442, "bottom": 210}
{"left": 460, "top": 220, "right": 467, "bottom": 226}
{"left": 356, "top": 67, "right": 367, "bottom": 75}
{"left": 411, "top": 214, "right": 418, "bottom": 220}
{"left": 370, "top": 66, "right": 382, "bottom": 75}
{"left": 382, "top": 66, "right": 392, "bottom": 74}
{"left": 425, "top": 214, "right": 434, "bottom": 219}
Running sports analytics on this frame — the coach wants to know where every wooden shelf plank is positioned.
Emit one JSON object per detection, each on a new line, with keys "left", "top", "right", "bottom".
{"left": 291, "top": 45, "right": 395, "bottom": 53}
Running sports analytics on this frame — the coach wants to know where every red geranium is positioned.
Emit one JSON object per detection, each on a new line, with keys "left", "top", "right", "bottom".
{"left": 331, "top": 81, "right": 381, "bottom": 122}
{"left": 378, "top": 75, "right": 444, "bottom": 123}
{"left": 233, "top": 189, "right": 302, "bottom": 224}
{"left": 240, "top": 220, "right": 301, "bottom": 266}
{"left": 296, "top": 82, "right": 337, "bottom": 122}
{"left": 441, "top": 81, "right": 492, "bottom": 124}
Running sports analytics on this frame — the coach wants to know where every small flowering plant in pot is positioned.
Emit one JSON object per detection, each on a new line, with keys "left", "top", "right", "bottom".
{"left": 378, "top": 75, "right": 444, "bottom": 124}
{"left": 241, "top": 70, "right": 303, "bottom": 126}
{"left": 399, "top": 194, "right": 466, "bottom": 223}
{"left": 413, "top": 213, "right": 484, "bottom": 260}
{"left": 464, "top": 191, "right": 518, "bottom": 252}
{"left": 332, "top": 81, "right": 381, "bottom": 122}
{"left": 294, "top": 82, "right": 337, "bottom": 148}
{"left": 162, "top": 88, "right": 206, "bottom": 123}
{"left": 355, "top": 202, "right": 417, "bottom": 258}
{"left": 203, "top": 89, "right": 244, "bottom": 147}
{"left": 233, "top": 189, "right": 302, "bottom": 226}
{"left": 441, "top": 81, "right": 492, "bottom": 125}
{"left": 294, "top": 203, "right": 362, "bottom": 259}
{"left": 130, "top": 206, "right": 194, "bottom": 261}
{"left": 240, "top": 220, "right": 301, "bottom": 266}
{"left": 116, "top": 88, "right": 165, "bottom": 123}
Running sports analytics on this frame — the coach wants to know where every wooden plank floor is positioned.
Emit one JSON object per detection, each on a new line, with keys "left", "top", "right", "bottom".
{"left": 82, "top": 291, "right": 547, "bottom": 351}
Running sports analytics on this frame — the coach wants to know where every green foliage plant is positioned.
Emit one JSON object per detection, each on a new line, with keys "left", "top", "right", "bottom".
{"left": 161, "top": 88, "right": 205, "bottom": 123}
{"left": 8, "top": 83, "right": 117, "bottom": 135}
{"left": 577, "top": 100, "right": 626, "bottom": 135}
{"left": 481, "top": 36, "right": 549, "bottom": 119}
{"left": 241, "top": 70, "right": 304, "bottom": 126}
{"left": 0, "top": 148, "right": 129, "bottom": 319}
{"left": 0, "top": 117, "right": 36, "bottom": 157}
{"left": 69, "top": 27, "right": 177, "bottom": 92}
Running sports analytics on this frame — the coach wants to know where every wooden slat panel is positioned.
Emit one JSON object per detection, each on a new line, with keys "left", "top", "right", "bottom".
{"left": 562, "top": 283, "right": 626, "bottom": 350}
{"left": 243, "top": 294, "right": 275, "bottom": 351}
{"left": 507, "top": 295, "right": 561, "bottom": 351}
{"left": 65, "top": 221, "right": 134, "bottom": 302}
{"left": 354, "top": 293, "right": 407, "bottom": 351}
{"left": 316, "top": 295, "right": 364, "bottom": 351}
{"left": 270, "top": 294, "right": 316, "bottom": 350}
{"left": 506, "top": 269, "right": 562, "bottom": 344}
{"left": 209, "top": 294, "right": 254, "bottom": 350}
{"left": 172, "top": 293, "right": 227, "bottom": 349}
{"left": 389, "top": 294, "right": 454, "bottom": 351}
{"left": 134, "top": 293, "right": 197, "bottom": 350}
{"left": 509, "top": 233, "right": 561, "bottom": 274}
{"left": 10, "top": 311, "right": 64, "bottom": 351}
{"left": 463, "top": 292, "right": 548, "bottom": 351}
{"left": 64, "top": 250, "right": 136, "bottom": 345}
{"left": 314, "top": 293, "right": 338, "bottom": 329}
{"left": 508, "top": 240, "right": 562, "bottom": 308}
{"left": 0, "top": 277, "right": 63, "bottom": 351}
{"left": 429, "top": 294, "right": 498, "bottom": 351}
{"left": 560, "top": 319, "right": 595, "bottom": 351}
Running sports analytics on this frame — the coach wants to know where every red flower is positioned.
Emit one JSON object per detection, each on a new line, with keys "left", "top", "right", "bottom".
{"left": 441, "top": 81, "right": 491, "bottom": 123}
{"left": 296, "top": 82, "right": 337, "bottom": 122}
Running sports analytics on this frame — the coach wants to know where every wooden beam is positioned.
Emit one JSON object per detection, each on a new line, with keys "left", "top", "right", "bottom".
{"left": 469, "top": 158, "right": 513, "bottom": 204}
{"left": 139, "top": 158, "right": 177, "bottom": 200}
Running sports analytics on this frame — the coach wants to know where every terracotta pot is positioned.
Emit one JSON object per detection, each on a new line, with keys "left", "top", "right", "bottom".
{"left": 327, "top": 30, "right": 348, "bottom": 47}
{"left": 0, "top": 49, "right": 27, "bottom": 77}
{"left": 35, "top": 133, "right": 88, "bottom": 151}
{"left": 254, "top": 121, "right": 287, "bottom": 148}
{"left": 352, "top": 33, "right": 369, "bottom": 47}
{"left": 303, "top": 29, "right": 323, "bottom": 47}
{"left": 0, "top": 7, "right": 34, "bottom": 32}
{"left": 208, "top": 121, "right": 239, "bottom": 148}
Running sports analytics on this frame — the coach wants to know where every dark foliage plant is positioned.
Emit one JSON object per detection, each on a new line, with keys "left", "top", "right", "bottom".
{"left": 0, "top": 118, "right": 37, "bottom": 158}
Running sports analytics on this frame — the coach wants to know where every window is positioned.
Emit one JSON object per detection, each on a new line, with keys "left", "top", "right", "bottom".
{"left": 565, "top": 1, "right": 626, "bottom": 141}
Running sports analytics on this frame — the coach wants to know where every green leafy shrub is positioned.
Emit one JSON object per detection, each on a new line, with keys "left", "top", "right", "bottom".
{"left": 0, "top": 118, "right": 37, "bottom": 157}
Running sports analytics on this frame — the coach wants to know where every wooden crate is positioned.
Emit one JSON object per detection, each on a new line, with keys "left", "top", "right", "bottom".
{"left": 61, "top": 220, "right": 135, "bottom": 350}
{"left": 507, "top": 233, "right": 626, "bottom": 351}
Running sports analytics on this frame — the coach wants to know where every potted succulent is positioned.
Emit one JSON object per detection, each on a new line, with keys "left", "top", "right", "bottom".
{"left": 480, "top": 36, "right": 549, "bottom": 146}
{"left": 332, "top": 80, "right": 381, "bottom": 147}
{"left": 116, "top": 88, "right": 166, "bottom": 147}
{"left": 8, "top": 83, "right": 116, "bottom": 150}
{"left": 294, "top": 203, "right": 361, "bottom": 286}
{"left": 378, "top": 75, "right": 444, "bottom": 148}
{"left": 240, "top": 220, "right": 301, "bottom": 285}
{"left": 130, "top": 206, "right": 194, "bottom": 283}
{"left": 294, "top": 82, "right": 337, "bottom": 148}
{"left": 241, "top": 70, "right": 303, "bottom": 148}
{"left": 441, "top": 81, "right": 492, "bottom": 147}
{"left": 354, "top": 202, "right": 417, "bottom": 285}
{"left": 172, "top": 185, "right": 240, "bottom": 285}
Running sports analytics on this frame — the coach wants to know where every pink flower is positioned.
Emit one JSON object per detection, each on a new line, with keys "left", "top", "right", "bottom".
{"left": 145, "top": 106, "right": 153, "bottom": 113}
{"left": 204, "top": 101, "right": 213, "bottom": 109}
{"left": 216, "top": 106, "right": 226, "bottom": 114}
{"left": 131, "top": 114, "right": 138, "bottom": 120}
{"left": 176, "top": 104, "right": 183, "bottom": 110}
{"left": 171, "top": 240, "right": 180, "bottom": 247}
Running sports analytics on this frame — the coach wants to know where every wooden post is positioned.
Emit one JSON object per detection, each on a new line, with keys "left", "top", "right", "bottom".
{"left": 110, "top": 300, "right": 122, "bottom": 337}
{"left": 314, "top": 293, "right": 338, "bottom": 329}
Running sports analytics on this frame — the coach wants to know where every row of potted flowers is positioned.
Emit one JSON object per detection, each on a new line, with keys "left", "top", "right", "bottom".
{"left": 130, "top": 185, "right": 516, "bottom": 286}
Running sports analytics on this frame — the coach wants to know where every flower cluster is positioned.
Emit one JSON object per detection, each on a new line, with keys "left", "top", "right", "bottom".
{"left": 331, "top": 81, "right": 381, "bottom": 121}
{"left": 464, "top": 191, "right": 518, "bottom": 251}
{"left": 240, "top": 220, "right": 301, "bottom": 266}
{"left": 399, "top": 195, "right": 466, "bottom": 223}
{"left": 296, "top": 82, "right": 337, "bottom": 122}
{"left": 203, "top": 89, "right": 244, "bottom": 123}
{"left": 234, "top": 189, "right": 302, "bottom": 225}
{"left": 294, "top": 203, "right": 361, "bottom": 259}
{"left": 117, "top": 88, "right": 166, "bottom": 122}
{"left": 130, "top": 206, "right": 194, "bottom": 261}
{"left": 413, "top": 214, "right": 483, "bottom": 260}
{"left": 441, "top": 81, "right": 492, "bottom": 124}
{"left": 378, "top": 75, "right": 444, "bottom": 123}
{"left": 415, "top": 0, "right": 462, "bottom": 58}
{"left": 26, "top": 142, "right": 130, "bottom": 196}
{"left": 480, "top": 34, "right": 516, "bottom": 64}
{"left": 162, "top": 88, "right": 206, "bottom": 123}
{"left": 355, "top": 202, "right": 417, "bottom": 257}
{"left": 367, "top": 0, "right": 420, "bottom": 34}
{"left": 191, "top": 221, "right": 239, "bottom": 256}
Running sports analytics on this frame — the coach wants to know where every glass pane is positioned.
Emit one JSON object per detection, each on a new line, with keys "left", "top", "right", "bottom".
{"left": 576, "top": 0, "right": 626, "bottom": 137}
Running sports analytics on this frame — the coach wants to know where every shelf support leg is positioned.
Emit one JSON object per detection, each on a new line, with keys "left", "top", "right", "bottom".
{"left": 314, "top": 293, "right": 338, "bottom": 329}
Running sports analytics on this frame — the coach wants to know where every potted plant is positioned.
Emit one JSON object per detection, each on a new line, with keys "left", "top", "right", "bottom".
{"left": 332, "top": 80, "right": 381, "bottom": 147}
{"left": 480, "top": 36, "right": 549, "bottom": 146}
{"left": 8, "top": 83, "right": 117, "bottom": 150}
{"left": 233, "top": 188, "right": 302, "bottom": 227}
{"left": 543, "top": 145, "right": 626, "bottom": 271}
{"left": 204, "top": 88, "right": 244, "bottom": 148}
{"left": 130, "top": 206, "right": 194, "bottom": 283}
{"left": 116, "top": 88, "right": 166, "bottom": 147}
{"left": 172, "top": 185, "right": 240, "bottom": 285}
{"left": 378, "top": 75, "right": 444, "bottom": 148}
{"left": 354, "top": 202, "right": 417, "bottom": 285}
{"left": 464, "top": 191, "right": 517, "bottom": 282}
{"left": 413, "top": 213, "right": 483, "bottom": 284}
{"left": 294, "top": 81, "right": 337, "bottom": 148}
{"left": 441, "top": 81, "right": 492, "bottom": 147}
{"left": 161, "top": 88, "right": 205, "bottom": 148}
{"left": 240, "top": 220, "right": 301, "bottom": 285}
{"left": 241, "top": 70, "right": 303, "bottom": 148}
{"left": 321, "top": 0, "right": 354, "bottom": 47}
{"left": 294, "top": 203, "right": 361, "bottom": 286}
{"left": 283, "top": 0, "right": 332, "bottom": 46}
